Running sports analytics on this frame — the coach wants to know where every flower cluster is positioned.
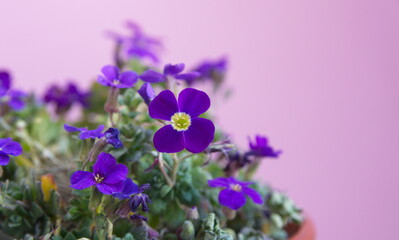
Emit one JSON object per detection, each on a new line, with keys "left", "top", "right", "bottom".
{"left": 44, "top": 82, "right": 90, "bottom": 114}
{"left": 0, "top": 22, "right": 303, "bottom": 240}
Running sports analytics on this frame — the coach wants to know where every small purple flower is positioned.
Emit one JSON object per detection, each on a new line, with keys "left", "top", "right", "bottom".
{"left": 149, "top": 88, "right": 215, "bottom": 153}
{"left": 139, "top": 63, "right": 200, "bottom": 83}
{"left": 129, "top": 184, "right": 151, "bottom": 212}
{"left": 97, "top": 65, "right": 138, "bottom": 88}
{"left": 0, "top": 71, "right": 11, "bottom": 97}
{"left": 104, "top": 128, "right": 124, "bottom": 148}
{"left": 0, "top": 71, "right": 27, "bottom": 111}
{"left": 191, "top": 58, "right": 228, "bottom": 86}
{"left": 107, "top": 21, "right": 162, "bottom": 63}
{"left": 44, "top": 82, "right": 90, "bottom": 114}
{"left": 0, "top": 138, "right": 22, "bottom": 165}
{"left": 248, "top": 135, "right": 281, "bottom": 158}
{"left": 8, "top": 90, "right": 27, "bottom": 111}
{"left": 70, "top": 152, "right": 128, "bottom": 194}
{"left": 64, "top": 124, "right": 105, "bottom": 139}
{"left": 208, "top": 177, "right": 263, "bottom": 210}
{"left": 138, "top": 83, "right": 155, "bottom": 105}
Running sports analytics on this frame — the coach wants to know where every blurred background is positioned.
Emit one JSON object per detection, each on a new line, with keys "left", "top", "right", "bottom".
{"left": 1, "top": 1, "right": 398, "bottom": 239}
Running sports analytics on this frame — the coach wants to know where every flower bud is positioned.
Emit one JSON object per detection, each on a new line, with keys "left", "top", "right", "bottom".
{"left": 41, "top": 173, "right": 58, "bottom": 202}
{"left": 180, "top": 220, "right": 195, "bottom": 240}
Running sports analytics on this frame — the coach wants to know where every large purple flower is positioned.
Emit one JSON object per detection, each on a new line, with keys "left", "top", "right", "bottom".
{"left": 248, "top": 135, "right": 281, "bottom": 158}
{"left": 70, "top": 152, "right": 128, "bottom": 194}
{"left": 64, "top": 124, "right": 105, "bottom": 139}
{"left": 208, "top": 177, "right": 263, "bottom": 210}
{"left": 139, "top": 63, "right": 200, "bottom": 83}
{"left": 149, "top": 88, "right": 215, "bottom": 153}
{"left": 0, "top": 138, "right": 22, "bottom": 165}
{"left": 97, "top": 65, "right": 138, "bottom": 88}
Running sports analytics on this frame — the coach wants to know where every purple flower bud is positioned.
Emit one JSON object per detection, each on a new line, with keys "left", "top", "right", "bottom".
{"left": 0, "top": 71, "right": 11, "bottom": 97}
{"left": 105, "top": 128, "right": 124, "bottom": 148}
{"left": 138, "top": 83, "right": 155, "bottom": 105}
{"left": 248, "top": 135, "right": 281, "bottom": 158}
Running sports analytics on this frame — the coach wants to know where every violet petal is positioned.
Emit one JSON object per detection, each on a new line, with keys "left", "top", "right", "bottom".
{"left": 184, "top": 118, "right": 215, "bottom": 153}
{"left": 93, "top": 152, "right": 117, "bottom": 177}
{"left": 0, "top": 152, "right": 10, "bottom": 165}
{"left": 101, "top": 65, "right": 119, "bottom": 81}
{"left": 218, "top": 188, "right": 246, "bottom": 210}
{"left": 140, "top": 70, "right": 167, "bottom": 83}
{"left": 163, "top": 63, "right": 185, "bottom": 76}
{"left": 70, "top": 171, "right": 96, "bottom": 190}
{"left": 178, "top": 88, "right": 210, "bottom": 118}
{"left": 149, "top": 90, "right": 178, "bottom": 120}
{"left": 97, "top": 181, "right": 124, "bottom": 195}
{"left": 208, "top": 177, "right": 230, "bottom": 188}
{"left": 243, "top": 187, "right": 264, "bottom": 205}
{"left": 153, "top": 125, "right": 184, "bottom": 153}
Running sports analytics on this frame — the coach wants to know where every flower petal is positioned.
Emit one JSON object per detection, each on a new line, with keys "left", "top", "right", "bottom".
{"left": 149, "top": 90, "right": 178, "bottom": 120}
{"left": 163, "top": 63, "right": 185, "bottom": 76}
{"left": 243, "top": 187, "right": 264, "bottom": 205}
{"left": 103, "top": 163, "right": 128, "bottom": 184}
{"left": 140, "top": 70, "right": 167, "bottom": 83}
{"left": 175, "top": 72, "right": 201, "bottom": 81}
{"left": 64, "top": 124, "right": 84, "bottom": 133}
{"left": 70, "top": 171, "right": 96, "bottom": 190}
{"left": 97, "top": 75, "right": 112, "bottom": 87}
{"left": 218, "top": 188, "right": 246, "bottom": 210}
{"left": 0, "top": 152, "right": 10, "bottom": 165}
{"left": 113, "top": 178, "right": 140, "bottom": 199}
{"left": 208, "top": 177, "right": 230, "bottom": 188}
{"left": 184, "top": 118, "right": 215, "bottom": 153}
{"left": 97, "top": 181, "right": 124, "bottom": 195}
{"left": 101, "top": 65, "right": 119, "bottom": 81}
{"left": 153, "top": 125, "right": 184, "bottom": 153}
{"left": 0, "top": 139, "right": 22, "bottom": 156}
{"left": 93, "top": 152, "right": 117, "bottom": 176}
{"left": 79, "top": 125, "right": 105, "bottom": 139}
{"left": 178, "top": 88, "right": 210, "bottom": 118}
{"left": 117, "top": 71, "right": 138, "bottom": 88}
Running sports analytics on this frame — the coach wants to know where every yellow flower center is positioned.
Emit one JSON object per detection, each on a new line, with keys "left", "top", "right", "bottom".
{"left": 94, "top": 174, "right": 104, "bottom": 183}
{"left": 230, "top": 184, "right": 242, "bottom": 192}
{"left": 171, "top": 112, "right": 191, "bottom": 131}
{"left": 112, "top": 79, "right": 120, "bottom": 85}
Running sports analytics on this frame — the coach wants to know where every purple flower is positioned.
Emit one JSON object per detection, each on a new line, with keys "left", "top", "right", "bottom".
{"left": 139, "top": 63, "right": 200, "bottom": 83}
{"left": 0, "top": 71, "right": 27, "bottom": 111}
{"left": 208, "top": 177, "right": 263, "bottom": 210}
{"left": 8, "top": 90, "right": 27, "bottom": 111}
{"left": 0, "top": 71, "right": 11, "bottom": 97}
{"left": 70, "top": 152, "right": 128, "bottom": 194}
{"left": 149, "top": 88, "right": 215, "bottom": 153}
{"left": 248, "top": 135, "right": 281, "bottom": 158}
{"left": 44, "top": 82, "right": 90, "bottom": 114}
{"left": 104, "top": 128, "right": 124, "bottom": 148}
{"left": 64, "top": 124, "right": 105, "bottom": 139}
{"left": 191, "top": 58, "right": 228, "bottom": 86}
{"left": 97, "top": 65, "right": 138, "bottom": 88}
{"left": 138, "top": 83, "right": 155, "bottom": 105}
{"left": 0, "top": 138, "right": 22, "bottom": 165}
{"left": 107, "top": 21, "right": 162, "bottom": 63}
{"left": 129, "top": 184, "right": 151, "bottom": 212}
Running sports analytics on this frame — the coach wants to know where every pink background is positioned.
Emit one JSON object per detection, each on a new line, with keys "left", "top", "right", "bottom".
{"left": 1, "top": 1, "right": 398, "bottom": 239}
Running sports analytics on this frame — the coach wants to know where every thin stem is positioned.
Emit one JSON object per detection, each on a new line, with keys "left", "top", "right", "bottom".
{"left": 171, "top": 153, "right": 180, "bottom": 185}
{"left": 158, "top": 153, "right": 173, "bottom": 187}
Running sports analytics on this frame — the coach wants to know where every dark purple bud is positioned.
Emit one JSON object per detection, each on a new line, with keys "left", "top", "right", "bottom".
{"left": 105, "top": 128, "right": 124, "bottom": 148}
{"left": 0, "top": 71, "right": 11, "bottom": 97}
{"left": 139, "top": 183, "right": 151, "bottom": 192}
{"left": 138, "top": 83, "right": 155, "bottom": 105}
